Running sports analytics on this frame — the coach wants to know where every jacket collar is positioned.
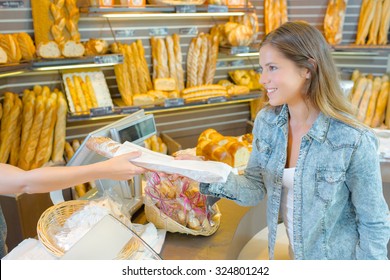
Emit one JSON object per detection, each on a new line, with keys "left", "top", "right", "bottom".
{"left": 276, "top": 104, "right": 330, "bottom": 143}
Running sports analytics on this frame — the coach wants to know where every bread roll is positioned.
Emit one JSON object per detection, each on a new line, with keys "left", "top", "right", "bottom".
{"left": 84, "top": 38, "right": 108, "bottom": 55}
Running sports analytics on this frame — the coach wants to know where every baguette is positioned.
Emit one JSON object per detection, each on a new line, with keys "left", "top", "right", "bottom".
{"left": 50, "top": 1, "right": 66, "bottom": 47}
{"left": 183, "top": 89, "right": 228, "bottom": 99}
{"left": 356, "top": 79, "right": 372, "bottom": 122}
{"left": 85, "top": 75, "right": 98, "bottom": 107}
{"left": 351, "top": 77, "right": 368, "bottom": 110}
{"left": 364, "top": 77, "right": 382, "bottom": 126}
{"left": 371, "top": 81, "right": 390, "bottom": 127}
{"left": 204, "top": 34, "right": 219, "bottom": 85}
{"left": 18, "top": 96, "right": 45, "bottom": 170}
{"left": 0, "top": 97, "right": 22, "bottom": 163}
{"left": 65, "top": 76, "right": 81, "bottom": 112}
{"left": 355, "top": 0, "right": 375, "bottom": 45}
{"left": 132, "top": 42, "right": 147, "bottom": 94}
{"left": 31, "top": 95, "right": 58, "bottom": 169}
{"left": 182, "top": 84, "right": 226, "bottom": 95}
{"left": 114, "top": 62, "right": 133, "bottom": 106}
{"left": 378, "top": 0, "right": 390, "bottom": 45}
{"left": 186, "top": 38, "right": 196, "bottom": 88}
{"left": 150, "top": 37, "right": 158, "bottom": 81}
{"left": 367, "top": 0, "right": 382, "bottom": 45}
{"left": 73, "top": 75, "right": 88, "bottom": 112}
{"left": 86, "top": 136, "right": 121, "bottom": 158}
{"left": 197, "top": 34, "right": 209, "bottom": 86}
{"left": 165, "top": 35, "right": 177, "bottom": 89}
{"left": 64, "top": 141, "right": 74, "bottom": 161}
{"left": 136, "top": 40, "right": 153, "bottom": 91}
{"left": 157, "top": 38, "right": 169, "bottom": 79}
{"left": 80, "top": 78, "right": 93, "bottom": 109}
{"left": 0, "top": 92, "right": 15, "bottom": 145}
{"left": 19, "top": 95, "right": 36, "bottom": 154}
{"left": 65, "top": 0, "right": 80, "bottom": 42}
{"left": 125, "top": 44, "right": 140, "bottom": 95}
{"left": 188, "top": 36, "right": 202, "bottom": 87}
{"left": 172, "top": 34, "right": 184, "bottom": 91}
{"left": 52, "top": 92, "right": 67, "bottom": 163}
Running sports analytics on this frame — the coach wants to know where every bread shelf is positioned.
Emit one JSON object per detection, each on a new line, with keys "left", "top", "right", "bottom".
{"left": 66, "top": 91, "right": 262, "bottom": 121}
{"left": 80, "top": 4, "right": 254, "bottom": 19}
{"left": 0, "top": 62, "right": 31, "bottom": 78}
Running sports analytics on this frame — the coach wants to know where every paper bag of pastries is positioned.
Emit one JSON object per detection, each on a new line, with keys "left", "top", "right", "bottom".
{"left": 144, "top": 171, "right": 221, "bottom": 236}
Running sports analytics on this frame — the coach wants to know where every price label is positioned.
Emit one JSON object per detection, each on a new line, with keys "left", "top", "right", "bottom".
{"left": 115, "top": 29, "right": 135, "bottom": 38}
{"left": 207, "top": 96, "right": 227, "bottom": 104}
{"left": 120, "top": 106, "right": 141, "bottom": 114}
{"left": 229, "top": 60, "right": 245, "bottom": 67}
{"left": 176, "top": 5, "right": 196, "bottom": 13}
{"left": 230, "top": 46, "right": 250, "bottom": 55}
{"left": 164, "top": 98, "right": 184, "bottom": 107}
{"left": 207, "top": 4, "right": 228, "bottom": 13}
{"left": 216, "top": 61, "right": 227, "bottom": 67}
{"left": 90, "top": 106, "right": 113, "bottom": 117}
{"left": 179, "top": 27, "right": 198, "bottom": 35}
{"left": 149, "top": 28, "right": 168, "bottom": 36}
{"left": 0, "top": 1, "right": 24, "bottom": 8}
{"left": 94, "top": 54, "right": 122, "bottom": 64}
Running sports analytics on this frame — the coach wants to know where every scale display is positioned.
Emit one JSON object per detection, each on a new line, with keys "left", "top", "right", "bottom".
{"left": 112, "top": 116, "right": 155, "bottom": 144}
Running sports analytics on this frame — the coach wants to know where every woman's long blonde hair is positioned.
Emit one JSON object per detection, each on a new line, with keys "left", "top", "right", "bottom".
{"left": 260, "top": 21, "right": 362, "bottom": 128}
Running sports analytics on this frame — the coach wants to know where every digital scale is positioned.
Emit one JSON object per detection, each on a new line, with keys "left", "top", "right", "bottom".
{"left": 50, "top": 110, "right": 157, "bottom": 216}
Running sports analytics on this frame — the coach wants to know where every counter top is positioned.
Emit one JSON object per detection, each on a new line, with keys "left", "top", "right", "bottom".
{"left": 132, "top": 198, "right": 251, "bottom": 260}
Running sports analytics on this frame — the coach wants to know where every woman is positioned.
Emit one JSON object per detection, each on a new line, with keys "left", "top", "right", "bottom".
{"left": 0, "top": 151, "right": 146, "bottom": 258}
{"left": 197, "top": 21, "right": 390, "bottom": 259}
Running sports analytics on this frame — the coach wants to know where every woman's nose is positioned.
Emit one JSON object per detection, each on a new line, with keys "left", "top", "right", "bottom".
{"left": 260, "top": 72, "right": 268, "bottom": 84}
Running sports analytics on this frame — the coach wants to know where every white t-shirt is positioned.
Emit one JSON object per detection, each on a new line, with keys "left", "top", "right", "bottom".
{"left": 280, "top": 167, "right": 295, "bottom": 255}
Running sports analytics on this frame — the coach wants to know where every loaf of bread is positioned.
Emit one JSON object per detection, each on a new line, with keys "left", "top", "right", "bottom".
{"left": 65, "top": 0, "right": 81, "bottom": 42}
{"left": 86, "top": 136, "right": 121, "bottom": 158}
{"left": 136, "top": 40, "right": 153, "bottom": 91}
{"left": 0, "top": 34, "right": 22, "bottom": 63}
{"left": 197, "top": 34, "right": 209, "bottom": 86}
{"left": 204, "top": 34, "right": 219, "bottom": 85}
{"left": 323, "top": 0, "right": 348, "bottom": 45}
{"left": 196, "top": 128, "right": 251, "bottom": 168}
{"left": 172, "top": 34, "right": 184, "bottom": 91}
{"left": 36, "top": 41, "right": 61, "bottom": 58}
{"left": 0, "top": 46, "right": 7, "bottom": 64}
{"left": 371, "top": 81, "right": 389, "bottom": 127}
{"left": 355, "top": 0, "right": 375, "bottom": 45}
{"left": 157, "top": 38, "right": 169, "bottom": 79}
{"left": 356, "top": 79, "right": 372, "bottom": 122}
{"left": 367, "top": 0, "right": 382, "bottom": 45}
{"left": 133, "top": 93, "right": 155, "bottom": 106}
{"left": 165, "top": 35, "right": 178, "bottom": 89}
{"left": 61, "top": 40, "right": 85, "bottom": 57}
{"left": 154, "top": 78, "right": 176, "bottom": 91}
{"left": 84, "top": 38, "right": 108, "bottom": 55}
{"left": 16, "top": 32, "right": 36, "bottom": 60}
{"left": 364, "top": 76, "right": 382, "bottom": 126}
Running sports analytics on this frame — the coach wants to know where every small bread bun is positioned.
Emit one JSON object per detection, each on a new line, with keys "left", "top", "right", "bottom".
{"left": 61, "top": 40, "right": 85, "bottom": 58}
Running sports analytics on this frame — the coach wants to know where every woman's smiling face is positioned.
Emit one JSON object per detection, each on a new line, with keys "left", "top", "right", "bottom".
{"left": 259, "top": 44, "right": 309, "bottom": 107}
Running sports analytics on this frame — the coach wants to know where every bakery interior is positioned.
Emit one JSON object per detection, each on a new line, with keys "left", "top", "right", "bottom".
{"left": 0, "top": 0, "right": 389, "bottom": 260}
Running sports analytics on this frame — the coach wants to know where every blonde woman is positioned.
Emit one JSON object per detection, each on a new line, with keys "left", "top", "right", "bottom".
{"left": 187, "top": 21, "right": 390, "bottom": 259}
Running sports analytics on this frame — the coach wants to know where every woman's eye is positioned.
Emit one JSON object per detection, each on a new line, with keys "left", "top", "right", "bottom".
{"left": 269, "top": 65, "right": 277, "bottom": 71}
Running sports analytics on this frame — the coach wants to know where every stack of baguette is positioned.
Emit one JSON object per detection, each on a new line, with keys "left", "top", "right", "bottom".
{"left": 111, "top": 40, "right": 153, "bottom": 106}
{"left": 31, "top": 0, "right": 85, "bottom": 58}
{"left": 264, "top": 0, "right": 288, "bottom": 35}
{"left": 196, "top": 128, "right": 252, "bottom": 168}
{"left": 65, "top": 74, "right": 99, "bottom": 113}
{"left": 186, "top": 32, "right": 219, "bottom": 88}
{"left": 350, "top": 70, "right": 390, "bottom": 128}
{"left": 0, "top": 86, "right": 68, "bottom": 169}
{"left": 323, "top": 0, "right": 348, "bottom": 45}
{"left": 0, "top": 32, "right": 36, "bottom": 64}
{"left": 355, "top": 0, "right": 390, "bottom": 45}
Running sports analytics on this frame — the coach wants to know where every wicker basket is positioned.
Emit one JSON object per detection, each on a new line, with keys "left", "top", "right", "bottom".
{"left": 37, "top": 200, "right": 140, "bottom": 259}
{"left": 144, "top": 196, "right": 220, "bottom": 236}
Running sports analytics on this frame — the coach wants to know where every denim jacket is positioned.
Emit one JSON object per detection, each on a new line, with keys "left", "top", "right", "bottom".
{"left": 201, "top": 105, "right": 390, "bottom": 259}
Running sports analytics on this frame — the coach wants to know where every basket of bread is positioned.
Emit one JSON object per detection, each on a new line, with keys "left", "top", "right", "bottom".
{"left": 37, "top": 198, "right": 140, "bottom": 258}
{"left": 144, "top": 172, "right": 221, "bottom": 236}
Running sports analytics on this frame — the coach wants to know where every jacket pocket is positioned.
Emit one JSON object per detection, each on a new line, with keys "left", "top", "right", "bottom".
{"left": 254, "top": 138, "right": 272, "bottom": 169}
{"left": 315, "top": 169, "right": 346, "bottom": 203}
